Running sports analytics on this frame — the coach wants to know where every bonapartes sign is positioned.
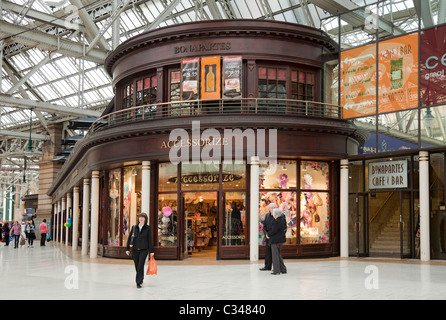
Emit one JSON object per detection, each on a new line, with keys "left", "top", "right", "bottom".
{"left": 368, "top": 159, "right": 408, "bottom": 189}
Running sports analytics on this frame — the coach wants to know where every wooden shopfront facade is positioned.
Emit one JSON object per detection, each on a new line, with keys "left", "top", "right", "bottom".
{"left": 48, "top": 20, "right": 366, "bottom": 260}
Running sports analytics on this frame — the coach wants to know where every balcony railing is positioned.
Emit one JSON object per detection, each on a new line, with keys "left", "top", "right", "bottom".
{"left": 87, "top": 98, "right": 342, "bottom": 136}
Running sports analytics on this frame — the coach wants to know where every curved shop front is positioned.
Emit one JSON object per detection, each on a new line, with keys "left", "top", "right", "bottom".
{"left": 48, "top": 20, "right": 365, "bottom": 260}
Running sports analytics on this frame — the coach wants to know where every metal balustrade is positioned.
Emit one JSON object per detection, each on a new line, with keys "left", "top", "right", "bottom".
{"left": 87, "top": 98, "right": 342, "bottom": 136}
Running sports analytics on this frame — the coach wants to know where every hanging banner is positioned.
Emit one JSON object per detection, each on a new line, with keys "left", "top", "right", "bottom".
{"left": 201, "top": 56, "right": 221, "bottom": 100}
{"left": 340, "top": 44, "right": 377, "bottom": 119}
{"left": 223, "top": 56, "right": 242, "bottom": 99}
{"left": 378, "top": 33, "right": 419, "bottom": 113}
{"left": 181, "top": 58, "right": 200, "bottom": 101}
{"left": 420, "top": 25, "right": 446, "bottom": 106}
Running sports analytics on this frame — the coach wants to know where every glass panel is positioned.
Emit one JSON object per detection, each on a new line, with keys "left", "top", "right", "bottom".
{"left": 300, "top": 191, "right": 330, "bottom": 244}
{"left": 430, "top": 153, "right": 445, "bottom": 189}
{"left": 260, "top": 160, "right": 297, "bottom": 189}
{"left": 159, "top": 163, "right": 178, "bottom": 192}
{"left": 158, "top": 193, "right": 178, "bottom": 247}
{"left": 222, "top": 161, "right": 246, "bottom": 189}
{"left": 181, "top": 162, "right": 220, "bottom": 191}
{"left": 377, "top": 110, "right": 419, "bottom": 152}
{"left": 301, "top": 161, "right": 330, "bottom": 190}
{"left": 260, "top": 191, "right": 297, "bottom": 244}
{"left": 431, "top": 190, "right": 446, "bottom": 259}
{"left": 368, "top": 192, "right": 400, "bottom": 257}
{"left": 108, "top": 169, "right": 121, "bottom": 246}
{"left": 402, "top": 192, "right": 411, "bottom": 257}
{"left": 123, "top": 166, "right": 142, "bottom": 245}
{"left": 348, "top": 161, "right": 364, "bottom": 193}
{"left": 222, "top": 192, "right": 247, "bottom": 246}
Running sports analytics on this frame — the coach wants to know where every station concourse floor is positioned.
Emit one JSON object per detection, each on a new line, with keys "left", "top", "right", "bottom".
{"left": 1, "top": 242, "right": 446, "bottom": 300}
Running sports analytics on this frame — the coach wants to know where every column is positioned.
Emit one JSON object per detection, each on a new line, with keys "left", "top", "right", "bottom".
{"left": 419, "top": 151, "right": 430, "bottom": 261}
{"left": 72, "top": 187, "right": 80, "bottom": 251}
{"left": 141, "top": 161, "right": 151, "bottom": 220}
{"left": 250, "top": 156, "right": 260, "bottom": 261}
{"left": 56, "top": 200, "right": 60, "bottom": 243}
{"left": 90, "top": 171, "right": 100, "bottom": 259}
{"left": 53, "top": 204, "right": 57, "bottom": 242}
{"left": 82, "top": 178, "right": 90, "bottom": 256}
{"left": 340, "top": 159, "right": 349, "bottom": 258}
{"left": 66, "top": 193, "right": 72, "bottom": 246}
{"left": 60, "top": 198, "right": 65, "bottom": 244}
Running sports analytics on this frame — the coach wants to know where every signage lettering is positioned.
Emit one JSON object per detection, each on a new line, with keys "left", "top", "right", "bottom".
{"left": 368, "top": 160, "right": 408, "bottom": 190}
{"left": 175, "top": 42, "right": 231, "bottom": 54}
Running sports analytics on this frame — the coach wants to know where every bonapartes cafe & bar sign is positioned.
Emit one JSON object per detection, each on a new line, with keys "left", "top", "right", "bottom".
{"left": 368, "top": 159, "right": 408, "bottom": 190}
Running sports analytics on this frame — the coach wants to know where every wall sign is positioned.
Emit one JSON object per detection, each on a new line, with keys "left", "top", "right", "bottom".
{"left": 368, "top": 160, "right": 408, "bottom": 189}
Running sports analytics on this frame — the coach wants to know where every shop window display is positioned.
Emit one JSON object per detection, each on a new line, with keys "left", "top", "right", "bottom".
{"left": 300, "top": 161, "right": 330, "bottom": 244}
{"left": 259, "top": 160, "right": 297, "bottom": 189}
{"left": 108, "top": 169, "right": 121, "bottom": 246}
{"left": 122, "top": 166, "right": 141, "bottom": 245}
{"left": 158, "top": 193, "right": 178, "bottom": 247}
{"left": 222, "top": 192, "right": 246, "bottom": 246}
{"left": 259, "top": 191, "right": 297, "bottom": 244}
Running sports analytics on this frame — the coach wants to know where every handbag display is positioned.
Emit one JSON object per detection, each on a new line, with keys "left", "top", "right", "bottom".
{"left": 146, "top": 255, "right": 157, "bottom": 275}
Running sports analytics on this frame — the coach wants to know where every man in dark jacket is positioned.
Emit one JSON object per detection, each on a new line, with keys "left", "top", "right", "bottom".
{"left": 269, "top": 208, "right": 287, "bottom": 275}
{"left": 260, "top": 203, "right": 277, "bottom": 271}
{"left": 126, "top": 212, "right": 154, "bottom": 288}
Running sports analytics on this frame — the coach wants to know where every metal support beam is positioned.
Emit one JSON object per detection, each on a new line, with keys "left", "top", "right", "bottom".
{"left": 143, "top": 0, "right": 183, "bottom": 32}
{"left": 0, "top": 94, "right": 102, "bottom": 117}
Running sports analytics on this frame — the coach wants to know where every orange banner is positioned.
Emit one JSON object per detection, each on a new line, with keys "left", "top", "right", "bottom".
{"left": 378, "top": 33, "right": 419, "bottom": 113}
{"left": 201, "top": 56, "right": 221, "bottom": 100}
{"left": 341, "top": 43, "right": 377, "bottom": 119}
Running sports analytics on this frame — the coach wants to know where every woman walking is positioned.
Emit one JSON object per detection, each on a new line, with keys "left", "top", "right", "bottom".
{"left": 40, "top": 219, "right": 48, "bottom": 246}
{"left": 269, "top": 208, "right": 287, "bottom": 275}
{"left": 26, "top": 221, "right": 36, "bottom": 248}
{"left": 125, "top": 213, "right": 154, "bottom": 288}
{"left": 10, "top": 221, "right": 21, "bottom": 249}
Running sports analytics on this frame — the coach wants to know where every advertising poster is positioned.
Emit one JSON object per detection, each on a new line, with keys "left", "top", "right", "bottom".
{"left": 420, "top": 25, "right": 446, "bottom": 106}
{"left": 223, "top": 56, "right": 242, "bottom": 99}
{"left": 201, "top": 56, "right": 221, "bottom": 100}
{"left": 340, "top": 43, "right": 377, "bottom": 119}
{"left": 181, "top": 58, "right": 200, "bottom": 101}
{"left": 378, "top": 33, "right": 419, "bottom": 113}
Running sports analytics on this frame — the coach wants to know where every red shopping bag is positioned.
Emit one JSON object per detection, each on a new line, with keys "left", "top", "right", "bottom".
{"left": 146, "top": 255, "right": 157, "bottom": 275}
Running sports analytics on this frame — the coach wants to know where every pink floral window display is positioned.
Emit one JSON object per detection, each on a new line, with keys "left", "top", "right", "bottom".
{"left": 300, "top": 161, "right": 330, "bottom": 244}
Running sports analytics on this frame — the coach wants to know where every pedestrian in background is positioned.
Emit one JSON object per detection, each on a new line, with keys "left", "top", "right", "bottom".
{"left": 10, "top": 221, "right": 21, "bottom": 249}
{"left": 40, "top": 219, "right": 48, "bottom": 246}
{"left": 3, "top": 222, "right": 10, "bottom": 246}
{"left": 269, "top": 208, "right": 287, "bottom": 275}
{"left": 26, "top": 221, "right": 36, "bottom": 248}
{"left": 259, "top": 202, "right": 277, "bottom": 271}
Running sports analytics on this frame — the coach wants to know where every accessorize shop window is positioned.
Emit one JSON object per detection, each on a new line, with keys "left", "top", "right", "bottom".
{"left": 108, "top": 169, "right": 121, "bottom": 246}
{"left": 222, "top": 192, "right": 246, "bottom": 246}
{"left": 259, "top": 160, "right": 297, "bottom": 189}
{"left": 158, "top": 193, "right": 178, "bottom": 247}
{"left": 181, "top": 162, "right": 220, "bottom": 191}
{"left": 300, "top": 161, "right": 330, "bottom": 244}
{"left": 259, "top": 191, "right": 297, "bottom": 245}
{"left": 159, "top": 163, "right": 178, "bottom": 192}
{"left": 222, "top": 161, "right": 246, "bottom": 190}
{"left": 122, "top": 166, "right": 142, "bottom": 245}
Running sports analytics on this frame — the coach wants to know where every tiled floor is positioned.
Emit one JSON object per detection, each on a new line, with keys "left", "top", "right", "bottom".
{"left": 1, "top": 242, "right": 446, "bottom": 300}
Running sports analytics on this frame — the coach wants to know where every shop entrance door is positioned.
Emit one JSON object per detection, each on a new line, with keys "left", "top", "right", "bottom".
{"left": 368, "top": 191, "right": 412, "bottom": 258}
{"left": 354, "top": 193, "right": 369, "bottom": 257}
{"left": 180, "top": 192, "right": 219, "bottom": 260}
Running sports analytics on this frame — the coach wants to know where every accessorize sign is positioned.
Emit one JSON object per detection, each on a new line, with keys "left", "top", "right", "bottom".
{"left": 368, "top": 160, "right": 408, "bottom": 189}
{"left": 420, "top": 25, "right": 446, "bottom": 106}
{"left": 181, "top": 58, "right": 200, "bottom": 100}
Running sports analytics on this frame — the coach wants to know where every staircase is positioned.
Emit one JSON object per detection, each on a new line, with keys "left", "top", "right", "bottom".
{"left": 369, "top": 209, "right": 401, "bottom": 256}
